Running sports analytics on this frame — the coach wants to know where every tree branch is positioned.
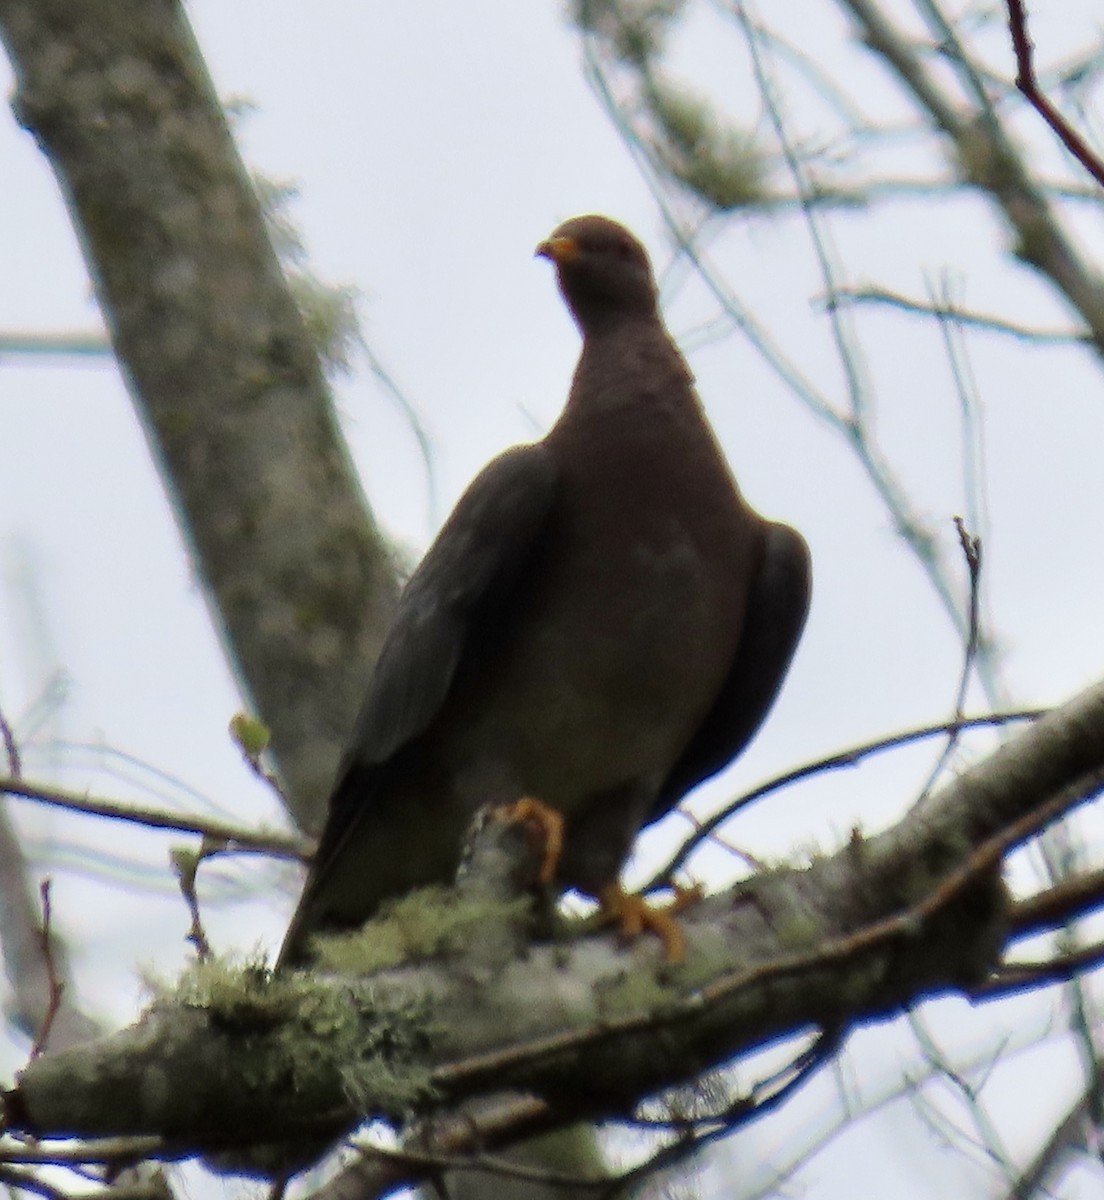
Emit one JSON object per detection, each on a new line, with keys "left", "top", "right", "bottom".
{"left": 840, "top": 0, "right": 1104, "bottom": 355}
{"left": 826, "top": 286, "right": 1091, "bottom": 345}
{"left": 0, "top": 777, "right": 309, "bottom": 862}
{"left": 5, "top": 676, "right": 1103, "bottom": 1181}
{"left": 0, "top": 0, "right": 399, "bottom": 831}
{"left": 1005, "top": 0, "right": 1104, "bottom": 190}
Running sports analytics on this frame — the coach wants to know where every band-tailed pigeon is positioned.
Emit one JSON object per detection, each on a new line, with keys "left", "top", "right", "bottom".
{"left": 277, "top": 215, "right": 810, "bottom": 967}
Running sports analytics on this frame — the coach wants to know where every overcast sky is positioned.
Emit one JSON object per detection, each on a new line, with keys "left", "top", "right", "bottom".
{"left": 3, "top": 4, "right": 1104, "bottom": 1197}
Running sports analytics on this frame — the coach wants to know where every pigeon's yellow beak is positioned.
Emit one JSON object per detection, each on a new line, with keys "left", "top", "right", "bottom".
{"left": 535, "top": 235, "right": 580, "bottom": 264}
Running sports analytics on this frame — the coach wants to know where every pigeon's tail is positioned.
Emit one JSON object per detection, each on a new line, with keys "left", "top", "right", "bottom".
{"left": 275, "top": 757, "right": 462, "bottom": 970}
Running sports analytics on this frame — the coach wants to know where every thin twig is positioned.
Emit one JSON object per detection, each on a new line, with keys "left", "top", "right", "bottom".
{"left": 840, "top": 0, "right": 1104, "bottom": 356}
{"left": 29, "top": 880, "right": 62, "bottom": 1058}
{"left": 1005, "top": 0, "right": 1104, "bottom": 189}
{"left": 651, "top": 708, "right": 1043, "bottom": 885}
{"left": 0, "top": 1163, "right": 76, "bottom": 1200}
{"left": 0, "top": 777, "right": 310, "bottom": 862}
{"left": 906, "top": 1010, "right": 1017, "bottom": 1179}
{"left": 598, "top": 1031, "right": 838, "bottom": 1199}
{"left": 1008, "top": 866, "right": 1104, "bottom": 938}
{"left": 0, "top": 1137, "right": 168, "bottom": 1166}
{"left": 359, "top": 341, "right": 439, "bottom": 524}
{"left": 827, "top": 286, "right": 1090, "bottom": 344}
{"left": 1000, "top": 1063, "right": 1103, "bottom": 1199}
{"left": 0, "top": 331, "right": 111, "bottom": 359}
{"left": 0, "top": 704, "right": 21, "bottom": 778}
{"left": 171, "top": 848, "right": 211, "bottom": 960}
{"left": 732, "top": 1, "right": 873, "bottom": 424}
{"left": 976, "top": 939, "right": 1104, "bottom": 1001}
{"left": 916, "top": 0, "right": 999, "bottom": 120}
{"left": 354, "top": 1140, "right": 609, "bottom": 1193}
{"left": 667, "top": 807, "right": 765, "bottom": 872}
{"left": 913, "top": 517, "right": 984, "bottom": 801}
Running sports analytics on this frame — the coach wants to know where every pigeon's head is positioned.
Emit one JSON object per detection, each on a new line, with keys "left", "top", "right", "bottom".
{"left": 537, "top": 215, "right": 658, "bottom": 334}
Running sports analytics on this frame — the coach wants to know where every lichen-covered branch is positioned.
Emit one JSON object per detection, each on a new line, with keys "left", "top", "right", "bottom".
{"left": 5, "top": 676, "right": 1104, "bottom": 1179}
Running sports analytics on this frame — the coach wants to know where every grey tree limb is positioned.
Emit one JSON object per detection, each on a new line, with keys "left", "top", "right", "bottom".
{"left": 0, "top": 0, "right": 400, "bottom": 832}
{"left": 5, "top": 676, "right": 1104, "bottom": 1188}
{"left": 839, "top": 0, "right": 1104, "bottom": 355}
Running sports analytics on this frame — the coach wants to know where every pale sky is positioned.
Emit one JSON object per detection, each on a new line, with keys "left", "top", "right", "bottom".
{"left": 2, "top": 3, "right": 1104, "bottom": 1197}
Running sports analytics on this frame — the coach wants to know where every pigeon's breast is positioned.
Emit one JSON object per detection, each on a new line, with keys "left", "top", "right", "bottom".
{"left": 442, "top": 380, "right": 760, "bottom": 813}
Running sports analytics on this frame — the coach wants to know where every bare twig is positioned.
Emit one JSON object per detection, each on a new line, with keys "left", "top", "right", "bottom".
{"left": 351, "top": 1139, "right": 608, "bottom": 1194}
{"left": 600, "top": 1031, "right": 837, "bottom": 1197}
{"left": 914, "top": 517, "right": 985, "bottom": 801}
{"left": 732, "top": 2, "right": 872, "bottom": 424}
{"left": 29, "top": 881, "right": 63, "bottom": 1059}
{"left": 0, "top": 777, "right": 310, "bottom": 863}
{"left": 1008, "top": 866, "right": 1104, "bottom": 938}
{"left": 0, "top": 331, "right": 111, "bottom": 359}
{"left": 0, "top": 743, "right": 100, "bottom": 1053}
{"left": 1005, "top": 0, "right": 1104, "bottom": 189}
{"left": 652, "top": 708, "right": 1044, "bottom": 885}
{"left": 0, "top": 1163, "right": 167, "bottom": 1200}
{"left": 1000, "top": 1062, "right": 1103, "bottom": 1199}
{"left": 322, "top": 1095, "right": 558, "bottom": 1200}
{"left": 840, "top": 0, "right": 1104, "bottom": 353}
{"left": 906, "top": 1010, "right": 1016, "bottom": 1180}
{"left": 170, "top": 848, "right": 211, "bottom": 961}
{"left": 0, "top": 704, "right": 21, "bottom": 778}
{"left": 740, "top": 1026, "right": 1065, "bottom": 1200}
{"left": 976, "top": 939, "right": 1104, "bottom": 1001}
{"left": 359, "top": 341, "right": 439, "bottom": 524}
{"left": 826, "top": 286, "right": 1090, "bottom": 344}
{"left": 667, "top": 807, "right": 765, "bottom": 872}
{"left": 0, "top": 1137, "right": 168, "bottom": 1166}
{"left": 0, "top": 1163, "right": 75, "bottom": 1200}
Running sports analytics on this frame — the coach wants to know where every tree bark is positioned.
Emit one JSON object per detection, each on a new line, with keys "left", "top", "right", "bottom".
{"left": 7, "top": 677, "right": 1104, "bottom": 1182}
{"left": 0, "top": 0, "right": 399, "bottom": 831}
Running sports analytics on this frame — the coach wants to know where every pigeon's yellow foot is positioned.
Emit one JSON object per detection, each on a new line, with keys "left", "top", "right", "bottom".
{"left": 493, "top": 797, "right": 565, "bottom": 885}
{"left": 597, "top": 883, "right": 701, "bottom": 963}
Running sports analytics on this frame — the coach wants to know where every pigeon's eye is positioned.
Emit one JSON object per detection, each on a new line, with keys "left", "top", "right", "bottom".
{"left": 616, "top": 239, "right": 634, "bottom": 258}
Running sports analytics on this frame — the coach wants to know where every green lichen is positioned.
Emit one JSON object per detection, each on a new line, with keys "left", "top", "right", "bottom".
{"left": 649, "top": 81, "right": 769, "bottom": 211}
{"left": 161, "top": 953, "right": 298, "bottom": 1029}
{"left": 252, "top": 174, "right": 305, "bottom": 262}
{"left": 570, "top": 0, "right": 687, "bottom": 66}
{"left": 773, "top": 910, "right": 822, "bottom": 953}
{"left": 153, "top": 954, "right": 437, "bottom": 1117}
{"left": 288, "top": 273, "right": 361, "bottom": 375}
{"left": 595, "top": 965, "right": 679, "bottom": 1018}
{"left": 286, "top": 982, "right": 436, "bottom": 1115}
{"left": 292, "top": 600, "right": 325, "bottom": 631}
{"left": 790, "top": 839, "right": 829, "bottom": 869}
{"left": 311, "top": 885, "right": 532, "bottom": 974}
{"left": 157, "top": 406, "right": 198, "bottom": 442}
{"left": 834, "top": 955, "right": 889, "bottom": 1009}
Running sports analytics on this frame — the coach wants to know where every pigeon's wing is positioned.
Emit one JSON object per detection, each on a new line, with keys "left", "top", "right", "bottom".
{"left": 348, "top": 443, "right": 558, "bottom": 769}
{"left": 278, "top": 445, "right": 558, "bottom": 965}
{"left": 654, "top": 522, "right": 811, "bottom": 817}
